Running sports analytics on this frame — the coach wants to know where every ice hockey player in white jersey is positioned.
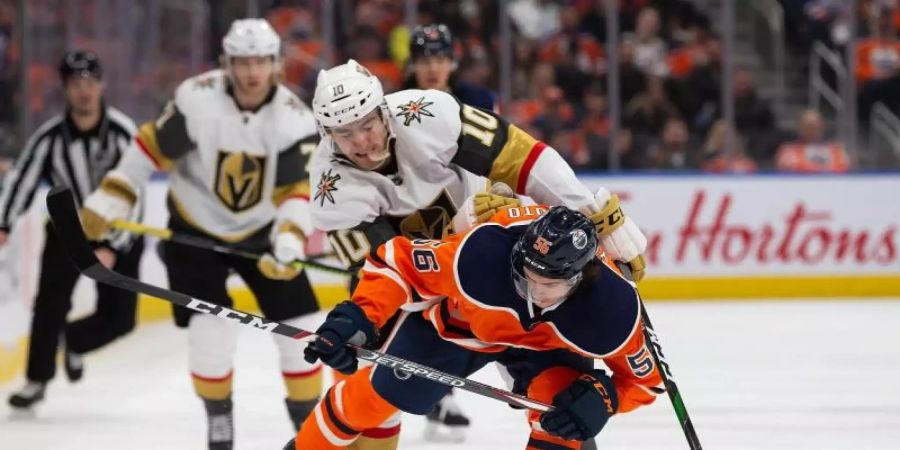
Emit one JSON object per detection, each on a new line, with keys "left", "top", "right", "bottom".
{"left": 78, "top": 19, "right": 322, "bottom": 450}
{"left": 301, "top": 59, "right": 648, "bottom": 449}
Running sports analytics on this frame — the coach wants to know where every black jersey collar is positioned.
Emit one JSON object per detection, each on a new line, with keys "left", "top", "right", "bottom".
{"left": 227, "top": 83, "right": 277, "bottom": 114}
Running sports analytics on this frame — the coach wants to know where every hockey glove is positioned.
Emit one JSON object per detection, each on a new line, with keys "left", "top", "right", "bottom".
{"left": 540, "top": 370, "right": 618, "bottom": 442}
{"left": 303, "top": 301, "right": 378, "bottom": 375}
{"left": 452, "top": 182, "right": 520, "bottom": 233}
{"left": 81, "top": 175, "right": 138, "bottom": 241}
{"left": 257, "top": 222, "right": 306, "bottom": 280}
{"left": 584, "top": 189, "right": 648, "bottom": 282}
{"left": 473, "top": 191, "right": 520, "bottom": 223}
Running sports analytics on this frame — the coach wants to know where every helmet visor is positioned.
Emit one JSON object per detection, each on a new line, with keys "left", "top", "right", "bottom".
{"left": 512, "top": 265, "right": 581, "bottom": 309}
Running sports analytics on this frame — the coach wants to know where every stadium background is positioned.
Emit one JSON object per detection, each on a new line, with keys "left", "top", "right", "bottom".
{"left": 0, "top": 0, "right": 898, "bottom": 386}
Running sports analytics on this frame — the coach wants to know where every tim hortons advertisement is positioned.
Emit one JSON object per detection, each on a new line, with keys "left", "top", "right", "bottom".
{"left": 21, "top": 176, "right": 894, "bottom": 304}
{"left": 579, "top": 175, "right": 900, "bottom": 278}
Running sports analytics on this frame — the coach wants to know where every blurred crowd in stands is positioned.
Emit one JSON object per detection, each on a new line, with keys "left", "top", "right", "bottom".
{"left": 5, "top": 0, "right": 900, "bottom": 172}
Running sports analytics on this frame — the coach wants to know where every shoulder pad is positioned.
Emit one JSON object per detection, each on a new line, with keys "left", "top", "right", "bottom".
{"left": 272, "top": 85, "right": 318, "bottom": 145}
{"left": 105, "top": 106, "right": 137, "bottom": 134}
{"left": 455, "top": 223, "right": 531, "bottom": 315}
{"left": 308, "top": 162, "right": 378, "bottom": 231}
{"left": 173, "top": 69, "right": 228, "bottom": 115}
{"left": 542, "top": 262, "right": 641, "bottom": 358}
{"left": 386, "top": 89, "right": 459, "bottom": 128}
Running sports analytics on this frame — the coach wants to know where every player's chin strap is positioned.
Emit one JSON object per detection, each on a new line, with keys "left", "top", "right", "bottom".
{"left": 108, "top": 219, "right": 351, "bottom": 276}
{"left": 45, "top": 187, "right": 553, "bottom": 414}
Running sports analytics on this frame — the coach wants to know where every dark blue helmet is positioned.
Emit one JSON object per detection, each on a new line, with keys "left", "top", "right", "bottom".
{"left": 410, "top": 24, "right": 454, "bottom": 60}
{"left": 59, "top": 50, "right": 102, "bottom": 83}
{"left": 511, "top": 206, "right": 598, "bottom": 281}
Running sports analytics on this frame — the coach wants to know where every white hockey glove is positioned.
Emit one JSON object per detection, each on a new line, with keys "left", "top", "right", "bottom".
{"left": 81, "top": 174, "right": 138, "bottom": 241}
{"left": 451, "top": 182, "right": 521, "bottom": 234}
{"left": 257, "top": 222, "right": 306, "bottom": 281}
{"left": 582, "top": 188, "right": 648, "bottom": 282}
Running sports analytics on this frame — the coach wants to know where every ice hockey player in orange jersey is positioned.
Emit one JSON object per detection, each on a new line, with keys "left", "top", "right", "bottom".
{"left": 287, "top": 203, "right": 663, "bottom": 450}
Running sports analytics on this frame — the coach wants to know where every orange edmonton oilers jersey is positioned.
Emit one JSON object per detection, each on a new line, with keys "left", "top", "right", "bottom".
{"left": 352, "top": 205, "right": 662, "bottom": 413}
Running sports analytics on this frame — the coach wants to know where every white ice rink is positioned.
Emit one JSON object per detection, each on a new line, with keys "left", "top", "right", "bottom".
{"left": 2, "top": 300, "right": 900, "bottom": 450}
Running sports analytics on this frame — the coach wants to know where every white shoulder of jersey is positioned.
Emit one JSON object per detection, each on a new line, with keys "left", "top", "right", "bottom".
{"left": 172, "top": 69, "right": 229, "bottom": 117}
{"left": 105, "top": 106, "right": 137, "bottom": 135}
{"left": 384, "top": 88, "right": 463, "bottom": 165}
{"left": 308, "top": 143, "right": 379, "bottom": 231}
{"left": 271, "top": 84, "right": 317, "bottom": 145}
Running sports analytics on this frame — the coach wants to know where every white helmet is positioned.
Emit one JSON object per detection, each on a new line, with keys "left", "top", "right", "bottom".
{"left": 222, "top": 18, "right": 280, "bottom": 58}
{"left": 312, "top": 59, "right": 385, "bottom": 129}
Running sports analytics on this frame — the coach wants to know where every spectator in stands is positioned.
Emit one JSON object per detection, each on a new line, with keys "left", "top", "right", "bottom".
{"left": 548, "top": 83, "right": 610, "bottom": 170}
{"left": 623, "top": 7, "right": 669, "bottom": 77}
{"left": 806, "top": 0, "right": 851, "bottom": 48}
{"left": 530, "top": 85, "right": 577, "bottom": 142}
{"left": 539, "top": 5, "right": 603, "bottom": 102}
{"left": 618, "top": 41, "right": 649, "bottom": 106}
{"left": 0, "top": 0, "right": 18, "bottom": 139}
{"left": 701, "top": 120, "right": 758, "bottom": 173}
{"left": 732, "top": 69, "right": 775, "bottom": 134}
{"left": 511, "top": 62, "right": 556, "bottom": 124}
{"left": 511, "top": 38, "right": 538, "bottom": 99}
{"left": 856, "top": 5, "right": 900, "bottom": 86}
{"left": 665, "top": 30, "right": 720, "bottom": 133}
{"left": 589, "top": 127, "right": 647, "bottom": 171}
{"left": 856, "top": 4, "right": 900, "bottom": 118}
{"left": 266, "top": 3, "right": 322, "bottom": 95}
{"left": 507, "top": 0, "right": 563, "bottom": 41}
{"left": 646, "top": 117, "right": 698, "bottom": 170}
{"left": 653, "top": 0, "right": 710, "bottom": 46}
{"left": 403, "top": 24, "right": 495, "bottom": 110}
{"left": 624, "top": 75, "right": 679, "bottom": 137}
{"left": 774, "top": 109, "right": 850, "bottom": 172}
{"left": 726, "top": 68, "right": 779, "bottom": 162}
{"left": 347, "top": 26, "right": 403, "bottom": 92}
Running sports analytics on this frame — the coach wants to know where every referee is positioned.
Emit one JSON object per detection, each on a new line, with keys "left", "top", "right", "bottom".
{"left": 0, "top": 50, "right": 144, "bottom": 410}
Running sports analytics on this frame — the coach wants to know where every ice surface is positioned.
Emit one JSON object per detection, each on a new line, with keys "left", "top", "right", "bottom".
{"left": 2, "top": 300, "right": 900, "bottom": 449}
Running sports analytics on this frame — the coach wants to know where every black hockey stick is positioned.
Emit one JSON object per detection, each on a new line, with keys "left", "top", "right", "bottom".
{"left": 109, "top": 219, "right": 352, "bottom": 276}
{"left": 46, "top": 187, "right": 553, "bottom": 413}
{"left": 616, "top": 263, "right": 702, "bottom": 450}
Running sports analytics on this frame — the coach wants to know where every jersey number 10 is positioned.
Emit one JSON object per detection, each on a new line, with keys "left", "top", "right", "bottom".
{"left": 460, "top": 104, "right": 498, "bottom": 147}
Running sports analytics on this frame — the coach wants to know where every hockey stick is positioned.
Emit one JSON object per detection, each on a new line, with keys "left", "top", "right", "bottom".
{"left": 616, "top": 263, "right": 702, "bottom": 450}
{"left": 109, "top": 219, "right": 351, "bottom": 276}
{"left": 47, "top": 187, "right": 552, "bottom": 413}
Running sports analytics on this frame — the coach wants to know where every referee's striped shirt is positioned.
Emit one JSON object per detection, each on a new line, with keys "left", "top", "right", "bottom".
{"left": 0, "top": 105, "right": 142, "bottom": 249}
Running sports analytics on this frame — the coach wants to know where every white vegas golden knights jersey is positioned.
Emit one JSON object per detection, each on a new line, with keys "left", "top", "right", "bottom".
{"left": 117, "top": 69, "right": 318, "bottom": 242}
{"left": 310, "top": 88, "right": 595, "bottom": 271}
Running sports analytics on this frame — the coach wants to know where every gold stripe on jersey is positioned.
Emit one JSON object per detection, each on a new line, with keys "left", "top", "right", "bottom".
{"left": 168, "top": 191, "right": 262, "bottom": 243}
{"left": 272, "top": 179, "right": 310, "bottom": 206}
{"left": 135, "top": 123, "right": 175, "bottom": 170}
{"left": 485, "top": 124, "right": 540, "bottom": 192}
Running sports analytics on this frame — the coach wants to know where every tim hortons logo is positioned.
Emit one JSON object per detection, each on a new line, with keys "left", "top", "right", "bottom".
{"left": 640, "top": 190, "right": 897, "bottom": 266}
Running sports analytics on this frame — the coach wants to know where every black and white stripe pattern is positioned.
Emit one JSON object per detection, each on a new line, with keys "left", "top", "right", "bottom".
{"left": 0, "top": 106, "right": 141, "bottom": 249}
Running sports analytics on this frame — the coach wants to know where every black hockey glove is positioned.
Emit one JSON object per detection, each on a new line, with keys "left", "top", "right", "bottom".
{"left": 303, "top": 301, "right": 378, "bottom": 375}
{"left": 540, "top": 370, "right": 619, "bottom": 442}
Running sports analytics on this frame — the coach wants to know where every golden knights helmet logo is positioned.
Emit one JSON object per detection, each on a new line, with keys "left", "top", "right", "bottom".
{"left": 214, "top": 150, "right": 267, "bottom": 212}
